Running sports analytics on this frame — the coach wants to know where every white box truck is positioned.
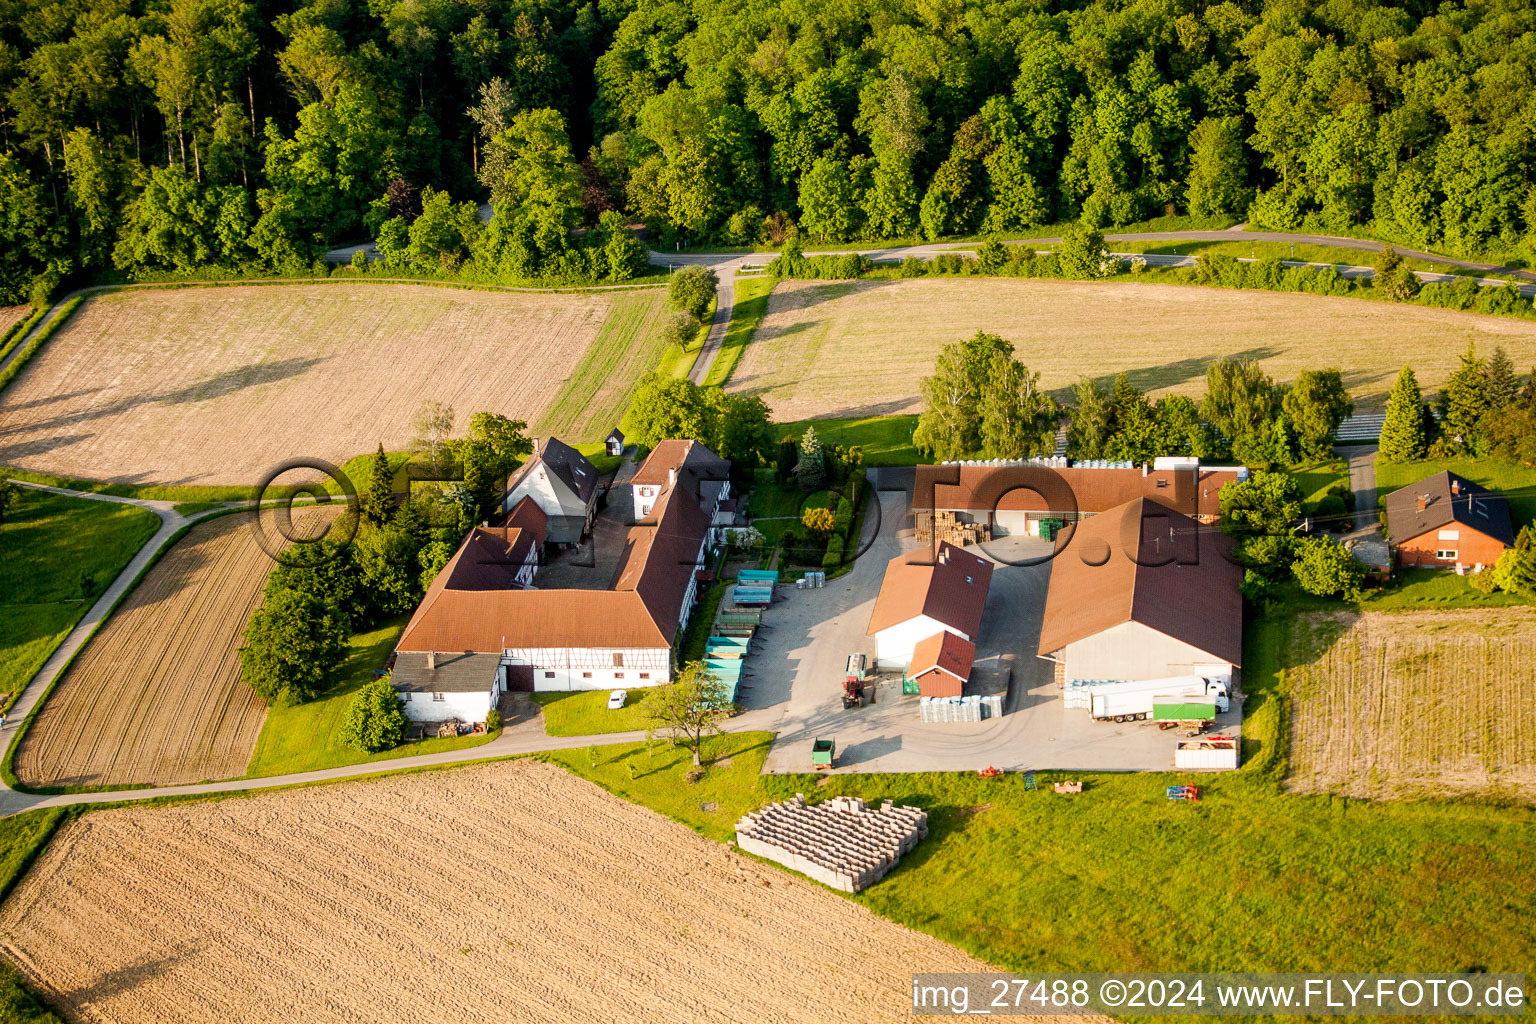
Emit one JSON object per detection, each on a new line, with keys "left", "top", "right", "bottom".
{"left": 1087, "top": 676, "right": 1229, "bottom": 722}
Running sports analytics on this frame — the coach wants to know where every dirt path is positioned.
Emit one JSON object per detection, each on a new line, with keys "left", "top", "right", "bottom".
{"left": 0, "top": 760, "right": 1074, "bottom": 1024}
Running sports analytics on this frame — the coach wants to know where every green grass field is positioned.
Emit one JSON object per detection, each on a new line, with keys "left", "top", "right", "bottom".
{"left": 549, "top": 603, "right": 1536, "bottom": 981}
{"left": 0, "top": 807, "right": 70, "bottom": 1023}
{"left": 772, "top": 415, "right": 922, "bottom": 465}
{"left": 0, "top": 490, "right": 160, "bottom": 705}
{"left": 244, "top": 618, "right": 498, "bottom": 776}
{"left": 1361, "top": 568, "right": 1530, "bottom": 609}
{"left": 532, "top": 688, "right": 661, "bottom": 736}
{"left": 1376, "top": 456, "right": 1536, "bottom": 528}
{"left": 704, "top": 277, "right": 775, "bottom": 387}
{"left": 538, "top": 288, "right": 672, "bottom": 441}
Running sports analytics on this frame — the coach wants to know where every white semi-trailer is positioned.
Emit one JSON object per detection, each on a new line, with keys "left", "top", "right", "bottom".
{"left": 1087, "top": 676, "right": 1230, "bottom": 722}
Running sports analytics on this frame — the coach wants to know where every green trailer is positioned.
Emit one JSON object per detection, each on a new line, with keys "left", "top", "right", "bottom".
{"left": 1151, "top": 700, "right": 1216, "bottom": 722}
{"left": 811, "top": 738, "right": 835, "bottom": 770}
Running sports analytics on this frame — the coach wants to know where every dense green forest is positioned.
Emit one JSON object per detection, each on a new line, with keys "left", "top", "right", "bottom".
{"left": 1, "top": 0, "right": 1533, "bottom": 303}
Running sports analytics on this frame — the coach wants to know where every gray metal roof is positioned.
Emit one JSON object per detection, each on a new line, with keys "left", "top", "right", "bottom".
{"left": 1383, "top": 471, "right": 1515, "bottom": 547}
{"left": 391, "top": 651, "right": 498, "bottom": 693}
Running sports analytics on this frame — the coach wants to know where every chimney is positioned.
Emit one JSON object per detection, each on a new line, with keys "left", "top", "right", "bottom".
{"left": 668, "top": 466, "right": 677, "bottom": 489}
{"left": 1142, "top": 463, "right": 1149, "bottom": 476}
{"left": 1416, "top": 495, "right": 1428, "bottom": 512}
{"left": 426, "top": 651, "right": 437, "bottom": 670}
{"left": 1451, "top": 478, "right": 1460, "bottom": 495}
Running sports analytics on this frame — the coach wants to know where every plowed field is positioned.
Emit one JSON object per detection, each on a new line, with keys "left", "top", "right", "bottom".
{"left": 13, "top": 509, "right": 332, "bottom": 788}
{"left": 0, "top": 283, "right": 666, "bottom": 486}
{"left": 728, "top": 278, "right": 1536, "bottom": 420}
{"left": 1286, "top": 609, "right": 1536, "bottom": 800}
{"left": 0, "top": 761, "right": 1043, "bottom": 1024}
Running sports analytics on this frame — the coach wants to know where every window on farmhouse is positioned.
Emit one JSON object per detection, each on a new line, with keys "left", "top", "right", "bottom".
{"left": 615, "top": 672, "right": 624, "bottom": 680}
{"left": 544, "top": 671, "right": 555, "bottom": 678}
{"left": 612, "top": 653, "right": 624, "bottom": 667}
{"left": 432, "top": 693, "right": 444, "bottom": 702}
{"left": 582, "top": 671, "right": 592, "bottom": 679}
{"left": 1436, "top": 549, "right": 1457, "bottom": 560}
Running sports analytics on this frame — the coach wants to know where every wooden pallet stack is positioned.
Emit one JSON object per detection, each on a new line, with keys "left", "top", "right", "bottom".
{"left": 915, "top": 510, "right": 990, "bottom": 547}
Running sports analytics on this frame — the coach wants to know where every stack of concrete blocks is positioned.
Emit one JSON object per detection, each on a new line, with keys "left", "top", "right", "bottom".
{"left": 734, "top": 794, "right": 928, "bottom": 893}
{"left": 918, "top": 695, "right": 1004, "bottom": 722}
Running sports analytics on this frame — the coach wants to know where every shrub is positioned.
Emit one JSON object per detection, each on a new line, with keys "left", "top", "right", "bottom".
{"left": 486, "top": 708, "right": 502, "bottom": 732}
{"left": 350, "top": 248, "right": 368, "bottom": 271}
{"left": 663, "top": 309, "right": 700, "bottom": 348}
{"left": 833, "top": 496, "right": 853, "bottom": 536}
{"left": 899, "top": 256, "right": 927, "bottom": 277}
{"left": 1313, "top": 493, "right": 1348, "bottom": 530}
{"left": 802, "top": 506, "right": 836, "bottom": 534}
{"left": 1291, "top": 535, "right": 1366, "bottom": 600}
{"left": 668, "top": 265, "right": 717, "bottom": 321}
{"left": 1130, "top": 255, "right": 1147, "bottom": 274}
{"left": 338, "top": 679, "right": 408, "bottom": 752}
{"left": 822, "top": 533, "right": 845, "bottom": 568}
{"left": 239, "top": 588, "right": 350, "bottom": 706}
{"left": 1467, "top": 568, "right": 1499, "bottom": 594}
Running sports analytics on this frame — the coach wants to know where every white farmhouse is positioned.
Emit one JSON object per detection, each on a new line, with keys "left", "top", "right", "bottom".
{"left": 866, "top": 542, "right": 992, "bottom": 673}
{"left": 393, "top": 441, "right": 726, "bottom": 714}
{"left": 502, "top": 436, "right": 600, "bottom": 544}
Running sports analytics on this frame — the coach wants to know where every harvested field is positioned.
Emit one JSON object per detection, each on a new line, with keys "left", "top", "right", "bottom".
{"left": 1286, "top": 609, "right": 1536, "bottom": 801}
{"left": 13, "top": 508, "right": 333, "bottom": 788}
{"left": 0, "top": 306, "right": 26, "bottom": 336}
{"left": 728, "top": 278, "right": 1536, "bottom": 420}
{"left": 0, "top": 761, "right": 1051, "bottom": 1024}
{"left": 0, "top": 283, "right": 667, "bottom": 486}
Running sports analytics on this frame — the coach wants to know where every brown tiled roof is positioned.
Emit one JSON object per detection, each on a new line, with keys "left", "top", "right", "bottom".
{"left": 867, "top": 542, "right": 993, "bottom": 637}
{"left": 508, "top": 436, "right": 599, "bottom": 504}
{"left": 908, "top": 630, "right": 975, "bottom": 682}
{"left": 399, "top": 445, "right": 716, "bottom": 654}
{"left": 632, "top": 440, "right": 730, "bottom": 500}
{"left": 913, "top": 464, "right": 1239, "bottom": 520}
{"left": 612, "top": 481, "right": 712, "bottom": 634}
{"left": 1383, "top": 470, "right": 1514, "bottom": 547}
{"left": 1036, "top": 497, "right": 1242, "bottom": 665}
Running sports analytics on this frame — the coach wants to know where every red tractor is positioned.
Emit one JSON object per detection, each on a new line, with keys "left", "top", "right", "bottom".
{"left": 842, "top": 654, "right": 868, "bottom": 709}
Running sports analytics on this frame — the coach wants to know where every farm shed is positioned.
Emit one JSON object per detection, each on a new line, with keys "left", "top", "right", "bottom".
{"left": 904, "top": 631, "right": 975, "bottom": 698}
{"left": 1383, "top": 471, "right": 1514, "bottom": 569}
{"left": 866, "top": 542, "right": 992, "bottom": 672}
{"left": 912, "top": 457, "right": 1243, "bottom": 538}
{"left": 502, "top": 436, "right": 600, "bottom": 544}
{"left": 1175, "top": 737, "right": 1239, "bottom": 770}
{"left": 605, "top": 427, "right": 624, "bottom": 457}
{"left": 392, "top": 651, "right": 500, "bottom": 723}
{"left": 1037, "top": 497, "right": 1242, "bottom": 686}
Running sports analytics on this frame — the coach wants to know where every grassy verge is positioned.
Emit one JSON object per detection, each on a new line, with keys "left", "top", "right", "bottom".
{"left": 1375, "top": 455, "right": 1536, "bottom": 527}
{"left": 549, "top": 606, "right": 1536, "bottom": 981}
{"left": 571, "top": 442, "right": 623, "bottom": 476}
{"left": 531, "top": 689, "right": 660, "bottom": 736}
{"left": 0, "top": 306, "right": 48, "bottom": 366}
{"left": 1081, "top": 238, "right": 1501, "bottom": 277}
{"left": 653, "top": 294, "right": 715, "bottom": 383}
{"left": 0, "top": 297, "right": 84, "bottom": 397}
{"left": 772, "top": 415, "right": 922, "bottom": 466}
{"left": 1362, "top": 568, "right": 1531, "bottom": 609}
{"left": 541, "top": 288, "right": 674, "bottom": 440}
{"left": 0, "top": 490, "right": 160, "bottom": 706}
{"left": 703, "top": 277, "right": 775, "bottom": 387}
{"left": 243, "top": 618, "right": 499, "bottom": 777}
{"left": 1291, "top": 457, "right": 1348, "bottom": 516}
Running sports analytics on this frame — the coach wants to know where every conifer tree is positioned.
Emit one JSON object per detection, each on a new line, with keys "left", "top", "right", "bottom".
{"left": 1379, "top": 366, "right": 1426, "bottom": 462}
{"left": 361, "top": 444, "right": 395, "bottom": 525}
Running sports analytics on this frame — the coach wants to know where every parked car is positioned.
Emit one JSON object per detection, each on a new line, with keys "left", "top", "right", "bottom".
{"left": 607, "top": 689, "right": 627, "bottom": 710}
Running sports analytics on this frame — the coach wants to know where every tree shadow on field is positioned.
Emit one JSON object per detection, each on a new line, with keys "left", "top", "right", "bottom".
{"left": 1053, "top": 345, "right": 1281, "bottom": 403}
{"left": 0, "top": 386, "right": 106, "bottom": 413}
{"left": 0, "top": 356, "right": 330, "bottom": 442}
{"left": 61, "top": 942, "right": 204, "bottom": 1006}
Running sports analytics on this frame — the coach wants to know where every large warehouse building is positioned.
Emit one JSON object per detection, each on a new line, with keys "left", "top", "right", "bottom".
{"left": 1036, "top": 497, "right": 1242, "bottom": 686}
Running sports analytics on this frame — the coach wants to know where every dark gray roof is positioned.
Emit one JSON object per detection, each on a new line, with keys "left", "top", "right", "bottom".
{"left": 509, "top": 437, "right": 599, "bottom": 505}
{"left": 391, "top": 651, "right": 498, "bottom": 693}
{"left": 1383, "top": 471, "right": 1515, "bottom": 547}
